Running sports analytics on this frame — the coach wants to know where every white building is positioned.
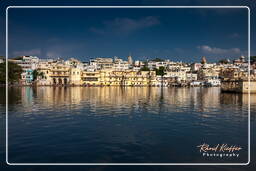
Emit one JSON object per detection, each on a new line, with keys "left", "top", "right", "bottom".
{"left": 191, "top": 63, "right": 202, "bottom": 72}
{"left": 0, "top": 57, "right": 4, "bottom": 63}
{"left": 90, "top": 57, "right": 113, "bottom": 70}
{"left": 205, "top": 78, "right": 221, "bottom": 86}
{"left": 9, "top": 56, "right": 39, "bottom": 70}
{"left": 166, "top": 70, "right": 187, "bottom": 82}
{"left": 113, "top": 62, "right": 129, "bottom": 71}
{"left": 186, "top": 73, "right": 198, "bottom": 81}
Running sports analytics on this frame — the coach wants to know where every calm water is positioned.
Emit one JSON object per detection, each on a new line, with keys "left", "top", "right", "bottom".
{"left": 0, "top": 87, "right": 254, "bottom": 165}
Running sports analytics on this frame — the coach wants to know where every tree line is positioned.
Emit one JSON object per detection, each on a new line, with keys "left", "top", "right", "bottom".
{"left": 0, "top": 62, "right": 22, "bottom": 84}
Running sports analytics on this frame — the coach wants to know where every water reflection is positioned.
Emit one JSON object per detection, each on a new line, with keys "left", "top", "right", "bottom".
{"left": 3, "top": 87, "right": 251, "bottom": 163}
{"left": 3, "top": 87, "right": 254, "bottom": 111}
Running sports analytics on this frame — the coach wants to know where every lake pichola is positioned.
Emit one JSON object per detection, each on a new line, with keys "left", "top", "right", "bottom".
{"left": 0, "top": 87, "right": 253, "bottom": 163}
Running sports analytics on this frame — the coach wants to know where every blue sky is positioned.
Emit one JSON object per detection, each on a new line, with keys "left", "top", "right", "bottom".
{"left": 0, "top": 0, "right": 254, "bottom": 63}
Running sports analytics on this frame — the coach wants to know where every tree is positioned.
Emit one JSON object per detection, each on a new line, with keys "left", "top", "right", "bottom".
{"left": 155, "top": 66, "right": 166, "bottom": 87}
{"left": 32, "top": 70, "right": 39, "bottom": 81}
{"left": 140, "top": 66, "right": 150, "bottom": 71}
{"left": 0, "top": 63, "right": 5, "bottom": 84}
{"left": 251, "top": 56, "right": 256, "bottom": 64}
{"left": 12, "top": 56, "right": 23, "bottom": 60}
{"left": 32, "top": 69, "right": 44, "bottom": 81}
{"left": 0, "top": 62, "right": 23, "bottom": 84}
{"left": 218, "top": 59, "right": 229, "bottom": 64}
{"left": 155, "top": 66, "right": 165, "bottom": 76}
{"left": 152, "top": 58, "right": 164, "bottom": 62}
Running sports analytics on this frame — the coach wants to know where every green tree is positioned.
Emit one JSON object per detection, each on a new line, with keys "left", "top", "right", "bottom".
{"left": 0, "top": 62, "right": 23, "bottom": 84}
{"left": 32, "top": 70, "right": 39, "bottom": 81}
{"left": 32, "top": 69, "right": 44, "bottom": 81}
{"left": 251, "top": 56, "right": 256, "bottom": 64}
{"left": 152, "top": 58, "right": 164, "bottom": 62}
{"left": 218, "top": 59, "right": 229, "bottom": 64}
{"left": 12, "top": 56, "right": 23, "bottom": 60}
{"left": 140, "top": 66, "right": 150, "bottom": 71}
{"left": 155, "top": 66, "right": 166, "bottom": 87}
{"left": 155, "top": 66, "right": 166, "bottom": 76}
{"left": 0, "top": 63, "right": 5, "bottom": 84}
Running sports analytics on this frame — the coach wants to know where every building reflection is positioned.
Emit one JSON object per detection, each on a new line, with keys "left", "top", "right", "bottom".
{"left": 3, "top": 87, "right": 255, "bottom": 115}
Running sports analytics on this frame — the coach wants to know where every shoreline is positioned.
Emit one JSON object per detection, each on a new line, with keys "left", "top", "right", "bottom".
{"left": 2, "top": 84, "right": 253, "bottom": 94}
{"left": 1, "top": 84, "right": 220, "bottom": 88}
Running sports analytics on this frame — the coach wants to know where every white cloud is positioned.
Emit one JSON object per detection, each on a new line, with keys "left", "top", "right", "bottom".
{"left": 90, "top": 16, "right": 160, "bottom": 35}
{"left": 13, "top": 48, "right": 41, "bottom": 56}
{"left": 197, "top": 45, "right": 241, "bottom": 55}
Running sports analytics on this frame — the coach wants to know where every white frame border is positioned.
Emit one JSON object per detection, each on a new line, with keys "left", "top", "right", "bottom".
{"left": 5, "top": 6, "right": 251, "bottom": 166}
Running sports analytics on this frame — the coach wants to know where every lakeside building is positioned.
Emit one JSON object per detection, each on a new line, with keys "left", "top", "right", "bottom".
{"left": 191, "top": 63, "right": 202, "bottom": 72}
{"left": 221, "top": 76, "right": 256, "bottom": 93}
{"left": 20, "top": 69, "right": 34, "bottom": 85}
{"left": 220, "top": 67, "right": 256, "bottom": 93}
{"left": 9, "top": 56, "right": 39, "bottom": 84}
{"left": 6, "top": 55, "right": 256, "bottom": 92}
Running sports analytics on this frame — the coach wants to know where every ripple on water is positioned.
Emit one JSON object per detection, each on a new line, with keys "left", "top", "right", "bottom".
{"left": 3, "top": 87, "right": 251, "bottom": 163}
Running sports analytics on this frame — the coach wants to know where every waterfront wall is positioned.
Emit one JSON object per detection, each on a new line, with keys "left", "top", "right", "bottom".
{"left": 221, "top": 80, "right": 256, "bottom": 93}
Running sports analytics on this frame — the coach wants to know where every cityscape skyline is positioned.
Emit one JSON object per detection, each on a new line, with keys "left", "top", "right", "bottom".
{"left": 5, "top": 7, "right": 249, "bottom": 63}
{"left": 0, "top": 1, "right": 255, "bottom": 166}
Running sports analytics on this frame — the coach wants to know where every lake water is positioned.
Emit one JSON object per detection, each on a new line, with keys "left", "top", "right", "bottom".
{"left": 0, "top": 87, "right": 254, "bottom": 164}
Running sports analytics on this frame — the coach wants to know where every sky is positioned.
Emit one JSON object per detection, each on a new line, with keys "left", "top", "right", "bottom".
{"left": 0, "top": 0, "right": 254, "bottom": 63}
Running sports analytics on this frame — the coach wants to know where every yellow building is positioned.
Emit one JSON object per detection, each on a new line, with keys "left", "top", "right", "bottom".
{"left": 70, "top": 68, "right": 82, "bottom": 85}
{"left": 82, "top": 71, "right": 101, "bottom": 86}
{"left": 198, "top": 67, "right": 219, "bottom": 80}
{"left": 81, "top": 70, "right": 156, "bottom": 86}
{"left": 124, "top": 71, "right": 155, "bottom": 86}
{"left": 166, "top": 71, "right": 187, "bottom": 82}
{"left": 48, "top": 64, "right": 70, "bottom": 85}
{"left": 220, "top": 68, "right": 248, "bottom": 80}
{"left": 37, "top": 65, "right": 157, "bottom": 86}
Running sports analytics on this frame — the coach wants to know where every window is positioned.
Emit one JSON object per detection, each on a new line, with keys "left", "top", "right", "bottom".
{"left": 84, "top": 77, "right": 98, "bottom": 81}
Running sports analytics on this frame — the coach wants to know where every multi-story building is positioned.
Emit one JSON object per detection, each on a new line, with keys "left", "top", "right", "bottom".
{"left": 9, "top": 55, "right": 254, "bottom": 88}
{"left": 186, "top": 73, "right": 198, "bottom": 81}
{"left": 9, "top": 56, "right": 39, "bottom": 85}
{"left": 165, "top": 70, "right": 187, "bottom": 82}
{"left": 9, "top": 56, "right": 39, "bottom": 70}
{"left": 82, "top": 71, "right": 101, "bottom": 86}
{"left": 148, "top": 60, "right": 169, "bottom": 70}
{"left": 233, "top": 56, "right": 246, "bottom": 65}
{"left": 48, "top": 63, "right": 71, "bottom": 85}
{"left": 81, "top": 70, "right": 156, "bottom": 86}
{"left": 220, "top": 68, "right": 248, "bottom": 80}
{"left": 20, "top": 69, "right": 33, "bottom": 85}
{"left": 191, "top": 63, "right": 202, "bottom": 72}
{"left": 90, "top": 57, "right": 114, "bottom": 70}
{"left": 198, "top": 67, "right": 219, "bottom": 80}
{"left": 113, "top": 61, "right": 129, "bottom": 71}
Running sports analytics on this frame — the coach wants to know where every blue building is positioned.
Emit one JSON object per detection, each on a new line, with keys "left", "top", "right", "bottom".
{"left": 21, "top": 69, "right": 34, "bottom": 85}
